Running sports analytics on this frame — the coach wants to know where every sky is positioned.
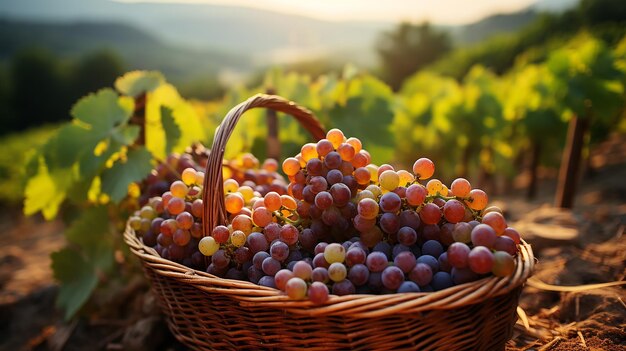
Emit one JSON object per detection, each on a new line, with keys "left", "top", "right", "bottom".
{"left": 115, "top": 0, "right": 542, "bottom": 25}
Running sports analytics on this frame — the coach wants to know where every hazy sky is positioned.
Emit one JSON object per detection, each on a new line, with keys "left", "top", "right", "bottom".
{"left": 116, "top": 0, "right": 540, "bottom": 24}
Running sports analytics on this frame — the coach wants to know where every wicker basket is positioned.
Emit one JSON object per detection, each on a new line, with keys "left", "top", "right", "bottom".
{"left": 124, "top": 94, "right": 535, "bottom": 351}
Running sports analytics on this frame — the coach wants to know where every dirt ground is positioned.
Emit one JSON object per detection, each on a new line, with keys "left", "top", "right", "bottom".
{"left": 1, "top": 136, "right": 624, "bottom": 351}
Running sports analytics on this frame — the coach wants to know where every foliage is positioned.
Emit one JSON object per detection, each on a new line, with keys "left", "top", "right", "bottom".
{"left": 22, "top": 71, "right": 205, "bottom": 319}
{"left": 377, "top": 22, "right": 451, "bottom": 90}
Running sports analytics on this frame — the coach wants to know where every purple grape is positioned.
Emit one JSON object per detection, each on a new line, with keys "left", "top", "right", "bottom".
{"left": 394, "top": 251, "right": 416, "bottom": 273}
{"left": 253, "top": 251, "right": 270, "bottom": 269}
{"left": 373, "top": 242, "right": 392, "bottom": 260}
{"left": 471, "top": 224, "right": 497, "bottom": 248}
{"left": 398, "top": 210, "right": 421, "bottom": 230}
{"left": 366, "top": 252, "right": 389, "bottom": 272}
{"left": 332, "top": 279, "right": 356, "bottom": 296}
{"left": 326, "top": 169, "right": 344, "bottom": 185}
{"left": 270, "top": 241, "right": 289, "bottom": 262}
{"left": 397, "top": 226, "right": 418, "bottom": 246}
{"left": 247, "top": 266, "right": 264, "bottom": 284}
{"left": 494, "top": 236, "right": 517, "bottom": 256}
{"left": 225, "top": 268, "right": 245, "bottom": 280}
{"left": 397, "top": 281, "right": 420, "bottom": 293}
{"left": 409, "top": 263, "right": 433, "bottom": 286}
{"left": 422, "top": 240, "right": 444, "bottom": 258}
{"left": 451, "top": 267, "right": 479, "bottom": 285}
{"left": 314, "top": 242, "right": 329, "bottom": 255}
{"left": 346, "top": 247, "right": 367, "bottom": 267}
{"left": 431, "top": 271, "right": 453, "bottom": 291}
{"left": 392, "top": 244, "right": 411, "bottom": 259}
{"left": 262, "top": 257, "right": 281, "bottom": 276}
{"left": 311, "top": 267, "right": 329, "bottom": 283}
{"left": 379, "top": 192, "right": 402, "bottom": 213}
{"left": 368, "top": 272, "right": 383, "bottom": 292}
{"left": 330, "top": 183, "right": 351, "bottom": 207}
{"left": 348, "top": 264, "right": 370, "bottom": 286}
{"left": 258, "top": 276, "right": 277, "bottom": 288}
{"left": 381, "top": 266, "right": 404, "bottom": 290}
{"left": 416, "top": 255, "right": 439, "bottom": 273}
{"left": 247, "top": 232, "right": 268, "bottom": 253}
{"left": 447, "top": 242, "right": 470, "bottom": 269}
{"left": 313, "top": 252, "right": 330, "bottom": 268}
{"left": 308, "top": 282, "right": 329, "bottom": 304}
{"left": 379, "top": 213, "right": 400, "bottom": 234}
{"left": 438, "top": 252, "right": 451, "bottom": 273}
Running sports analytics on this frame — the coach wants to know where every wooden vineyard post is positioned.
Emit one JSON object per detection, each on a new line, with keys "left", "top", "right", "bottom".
{"left": 266, "top": 88, "right": 280, "bottom": 159}
{"left": 555, "top": 115, "right": 588, "bottom": 208}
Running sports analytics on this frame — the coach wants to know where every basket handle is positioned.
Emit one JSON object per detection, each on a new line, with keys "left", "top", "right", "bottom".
{"left": 202, "top": 94, "right": 326, "bottom": 236}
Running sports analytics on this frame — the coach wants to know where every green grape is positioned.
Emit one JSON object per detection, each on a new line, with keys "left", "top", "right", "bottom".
{"left": 198, "top": 236, "right": 219, "bottom": 256}
{"left": 230, "top": 230, "right": 246, "bottom": 247}
{"left": 328, "top": 262, "right": 347, "bottom": 282}
{"left": 324, "top": 243, "right": 346, "bottom": 264}
{"left": 492, "top": 251, "right": 515, "bottom": 277}
{"left": 378, "top": 170, "right": 400, "bottom": 191}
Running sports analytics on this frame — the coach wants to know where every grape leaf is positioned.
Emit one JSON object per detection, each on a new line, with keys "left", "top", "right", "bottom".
{"left": 71, "top": 89, "right": 134, "bottom": 135}
{"left": 100, "top": 147, "right": 153, "bottom": 203}
{"left": 161, "top": 106, "right": 181, "bottom": 154}
{"left": 23, "top": 160, "right": 72, "bottom": 220}
{"left": 114, "top": 71, "right": 164, "bottom": 97}
{"left": 51, "top": 248, "right": 99, "bottom": 320}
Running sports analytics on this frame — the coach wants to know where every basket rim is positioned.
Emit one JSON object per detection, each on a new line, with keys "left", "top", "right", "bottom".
{"left": 124, "top": 224, "right": 535, "bottom": 318}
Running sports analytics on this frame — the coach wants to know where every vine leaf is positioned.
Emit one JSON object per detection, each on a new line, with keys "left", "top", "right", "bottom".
{"left": 23, "top": 160, "right": 72, "bottom": 220}
{"left": 161, "top": 106, "right": 181, "bottom": 154}
{"left": 51, "top": 248, "right": 99, "bottom": 320}
{"left": 100, "top": 147, "right": 153, "bottom": 203}
{"left": 114, "top": 71, "right": 164, "bottom": 97}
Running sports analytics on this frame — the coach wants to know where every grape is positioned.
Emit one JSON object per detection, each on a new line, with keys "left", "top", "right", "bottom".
{"left": 247, "top": 266, "right": 264, "bottom": 284}
{"left": 167, "top": 197, "right": 185, "bottom": 215}
{"left": 231, "top": 215, "right": 253, "bottom": 235}
{"left": 483, "top": 206, "right": 503, "bottom": 215}
{"left": 332, "top": 279, "right": 356, "bottom": 296}
{"left": 494, "top": 236, "right": 517, "bottom": 256}
{"left": 353, "top": 214, "right": 376, "bottom": 232}
{"left": 379, "top": 213, "right": 400, "bottom": 234}
{"left": 379, "top": 192, "right": 401, "bottom": 213}
{"left": 373, "top": 241, "right": 392, "bottom": 259}
{"left": 492, "top": 251, "right": 516, "bottom": 277}
{"left": 468, "top": 246, "right": 495, "bottom": 274}
{"left": 345, "top": 247, "right": 367, "bottom": 267}
{"left": 368, "top": 272, "right": 383, "bottom": 292}
{"left": 230, "top": 230, "right": 246, "bottom": 247}
{"left": 313, "top": 253, "right": 330, "bottom": 268}
{"left": 351, "top": 152, "right": 369, "bottom": 168}
{"left": 198, "top": 236, "right": 219, "bottom": 256}
{"left": 211, "top": 249, "right": 230, "bottom": 269}
{"left": 251, "top": 207, "right": 272, "bottom": 227}
{"left": 321, "top": 206, "right": 342, "bottom": 226}
{"left": 259, "top": 276, "right": 277, "bottom": 288}
{"left": 314, "top": 191, "right": 333, "bottom": 210}
{"left": 348, "top": 264, "right": 370, "bottom": 286}
{"left": 357, "top": 198, "right": 379, "bottom": 220}
{"left": 263, "top": 222, "right": 281, "bottom": 242}
{"left": 324, "top": 169, "right": 342, "bottom": 186}
{"left": 438, "top": 222, "right": 455, "bottom": 246}
{"left": 470, "top": 224, "right": 497, "bottom": 248}
{"left": 316, "top": 139, "right": 334, "bottom": 157}
{"left": 398, "top": 281, "right": 420, "bottom": 293}
{"left": 309, "top": 176, "right": 328, "bottom": 194}
{"left": 314, "top": 242, "right": 329, "bottom": 255}
{"left": 224, "top": 193, "right": 244, "bottom": 214}
{"left": 328, "top": 262, "right": 348, "bottom": 282}
{"left": 324, "top": 152, "right": 342, "bottom": 170}
{"left": 398, "top": 210, "right": 421, "bottom": 230}
{"left": 324, "top": 243, "right": 346, "bottom": 264}
{"left": 237, "top": 186, "right": 255, "bottom": 203}
{"left": 412, "top": 158, "right": 435, "bottom": 180}
{"left": 311, "top": 267, "right": 329, "bottom": 283}
{"left": 394, "top": 251, "right": 416, "bottom": 273}
{"left": 338, "top": 143, "right": 356, "bottom": 161}
{"left": 299, "top": 228, "right": 317, "bottom": 251}
{"left": 503, "top": 227, "right": 521, "bottom": 245}
{"left": 270, "top": 241, "right": 289, "bottom": 262}
{"left": 282, "top": 158, "right": 301, "bottom": 176}
{"left": 366, "top": 252, "right": 388, "bottom": 272}
{"left": 354, "top": 167, "right": 371, "bottom": 185}
{"left": 233, "top": 246, "right": 251, "bottom": 264}
{"left": 181, "top": 168, "right": 197, "bottom": 186}
{"left": 451, "top": 267, "right": 479, "bottom": 285}
{"left": 381, "top": 266, "right": 404, "bottom": 290}
{"left": 173, "top": 229, "right": 191, "bottom": 246}
{"left": 253, "top": 251, "right": 270, "bottom": 269}
{"left": 360, "top": 226, "right": 383, "bottom": 248}
{"left": 482, "top": 212, "right": 507, "bottom": 235}
{"left": 301, "top": 143, "right": 319, "bottom": 161}
{"left": 447, "top": 242, "right": 470, "bottom": 268}
{"left": 308, "top": 281, "right": 329, "bottom": 304}
{"left": 466, "top": 189, "right": 488, "bottom": 210}
{"left": 262, "top": 257, "right": 282, "bottom": 276}
{"left": 416, "top": 255, "right": 439, "bottom": 273}
{"left": 422, "top": 224, "right": 440, "bottom": 242}
{"left": 246, "top": 232, "right": 269, "bottom": 253}
{"left": 406, "top": 184, "right": 427, "bottom": 207}
{"left": 191, "top": 199, "right": 203, "bottom": 218}
{"left": 443, "top": 200, "right": 465, "bottom": 223}
{"left": 306, "top": 158, "right": 323, "bottom": 176}
{"left": 438, "top": 252, "right": 452, "bottom": 272}
{"left": 431, "top": 271, "right": 453, "bottom": 291}
{"left": 263, "top": 192, "right": 282, "bottom": 212}
{"left": 425, "top": 179, "right": 444, "bottom": 196}
{"left": 292, "top": 261, "right": 313, "bottom": 280}
{"left": 170, "top": 181, "right": 189, "bottom": 198}
{"left": 379, "top": 170, "right": 400, "bottom": 191}
{"left": 450, "top": 178, "right": 471, "bottom": 197}
{"left": 452, "top": 222, "right": 472, "bottom": 243}
{"left": 422, "top": 240, "right": 444, "bottom": 258}
{"left": 326, "top": 128, "right": 345, "bottom": 148}
{"left": 392, "top": 244, "right": 410, "bottom": 259}
{"left": 419, "top": 203, "right": 441, "bottom": 225}
{"left": 397, "top": 226, "right": 418, "bottom": 246}
{"left": 223, "top": 179, "right": 239, "bottom": 193}
{"left": 330, "top": 183, "right": 351, "bottom": 207}
{"left": 279, "top": 224, "right": 299, "bottom": 246}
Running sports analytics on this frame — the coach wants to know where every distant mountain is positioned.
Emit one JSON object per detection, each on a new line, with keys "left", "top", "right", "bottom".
{"left": 532, "top": 0, "right": 580, "bottom": 12}
{"left": 449, "top": 10, "right": 539, "bottom": 45}
{"left": 0, "top": 18, "right": 249, "bottom": 83}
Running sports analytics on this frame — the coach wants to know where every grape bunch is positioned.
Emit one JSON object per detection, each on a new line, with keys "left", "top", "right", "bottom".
{"left": 131, "top": 128, "right": 523, "bottom": 305}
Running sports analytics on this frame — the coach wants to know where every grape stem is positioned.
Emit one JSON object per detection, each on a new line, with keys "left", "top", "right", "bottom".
{"left": 273, "top": 209, "right": 303, "bottom": 226}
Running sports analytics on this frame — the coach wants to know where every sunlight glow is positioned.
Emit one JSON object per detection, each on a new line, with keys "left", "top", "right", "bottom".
{"left": 114, "top": 0, "right": 539, "bottom": 24}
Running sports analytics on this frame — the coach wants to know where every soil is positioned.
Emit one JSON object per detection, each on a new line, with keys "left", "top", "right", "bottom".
{"left": 1, "top": 135, "right": 625, "bottom": 351}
